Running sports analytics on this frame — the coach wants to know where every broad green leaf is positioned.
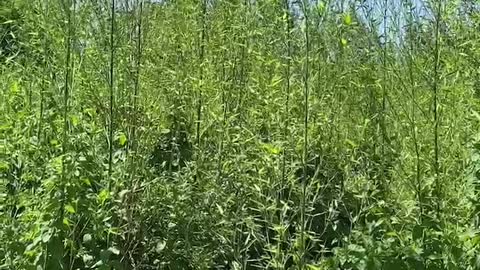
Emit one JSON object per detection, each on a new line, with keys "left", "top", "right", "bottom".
{"left": 344, "top": 13, "right": 352, "bottom": 25}
{"left": 63, "top": 218, "right": 71, "bottom": 227}
{"left": 155, "top": 241, "right": 166, "bottom": 253}
{"left": 108, "top": 247, "right": 120, "bottom": 255}
{"left": 70, "top": 115, "right": 79, "bottom": 127}
{"left": 82, "top": 254, "right": 94, "bottom": 264}
{"left": 82, "top": 178, "right": 92, "bottom": 186}
{"left": 0, "top": 162, "right": 9, "bottom": 172}
{"left": 262, "top": 143, "right": 281, "bottom": 155}
{"left": 118, "top": 133, "right": 127, "bottom": 146}
{"left": 65, "top": 204, "right": 75, "bottom": 214}
{"left": 98, "top": 189, "right": 110, "bottom": 204}
{"left": 83, "top": 234, "right": 92, "bottom": 243}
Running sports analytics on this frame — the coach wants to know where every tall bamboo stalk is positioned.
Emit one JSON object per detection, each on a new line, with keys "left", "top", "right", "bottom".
{"left": 432, "top": 0, "right": 442, "bottom": 217}
{"left": 124, "top": 0, "right": 144, "bottom": 263}
{"left": 131, "top": 0, "right": 143, "bottom": 170}
{"left": 216, "top": 5, "right": 229, "bottom": 184}
{"left": 237, "top": 0, "right": 248, "bottom": 124}
{"left": 277, "top": 0, "right": 292, "bottom": 265}
{"left": 281, "top": 0, "right": 291, "bottom": 199}
{"left": 195, "top": 0, "right": 207, "bottom": 182}
{"left": 381, "top": 0, "right": 388, "bottom": 185}
{"left": 38, "top": 0, "right": 49, "bottom": 140}
{"left": 300, "top": 1, "right": 310, "bottom": 268}
{"left": 58, "top": 0, "right": 74, "bottom": 266}
{"left": 406, "top": 0, "right": 423, "bottom": 222}
{"left": 108, "top": 0, "right": 116, "bottom": 190}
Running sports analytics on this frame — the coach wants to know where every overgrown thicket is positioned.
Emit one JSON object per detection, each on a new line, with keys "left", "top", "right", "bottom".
{"left": 1, "top": 0, "right": 480, "bottom": 269}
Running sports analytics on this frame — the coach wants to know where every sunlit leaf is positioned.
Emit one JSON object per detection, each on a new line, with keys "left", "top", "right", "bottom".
{"left": 344, "top": 13, "right": 352, "bottom": 25}
{"left": 118, "top": 132, "right": 127, "bottom": 146}
{"left": 65, "top": 204, "right": 75, "bottom": 214}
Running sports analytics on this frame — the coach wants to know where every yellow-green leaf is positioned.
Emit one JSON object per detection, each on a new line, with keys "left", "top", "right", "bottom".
{"left": 118, "top": 133, "right": 127, "bottom": 146}
{"left": 65, "top": 204, "right": 75, "bottom": 214}
{"left": 0, "top": 162, "right": 9, "bottom": 172}
{"left": 262, "top": 143, "right": 281, "bottom": 155}
{"left": 345, "top": 139, "right": 357, "bottom": 148}
{"left": 317, "top": 1, "right": 326, "bottom": 13}
{"left": 82, "top": 178, "right": 92, "bottom": 186}
{"left": 344, "top": 13, "right": 352, "bottom": 25}
{"left": 160, "top": 128, "right": 170, "bottom": 134}
{"left": 70, "top": 115, "right": 79, "bottom": 127}
{"left": 10, "top": 81, "right": 18, "bottom": 94}
{"left": 341, "top": 38, "right": 348, "bottom": 46}
{"left": 63, "top": 218, "right": 71, "bottom": 227}
{"left": 98, "top": 189, "right": 110, "bottom": 204}
{"left": 269, "top": 75, "right": 283, "bottom": 87}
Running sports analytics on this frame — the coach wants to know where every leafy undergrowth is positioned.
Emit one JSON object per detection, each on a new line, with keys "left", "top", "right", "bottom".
{"left": 1, "top": 0, "right": 480, "bottom": 269}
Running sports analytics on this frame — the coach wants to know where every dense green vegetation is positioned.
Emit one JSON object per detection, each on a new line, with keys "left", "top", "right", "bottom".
{"left": 1, "top": 0, "right": 480, "bottom": 269}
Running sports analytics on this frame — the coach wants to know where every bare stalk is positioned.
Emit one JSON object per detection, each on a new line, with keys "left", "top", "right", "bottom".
{"left": 432, "top": 0, "right": 442, "bottom": 217}
{"left": 381, "top": 0, "right": 388, "bottom": 185}
{"left": 195, "top": 0, "right": 207, "bottom": 182}
{"left": 406, "top": 0, "right": 423, "bottom": 222}
{"left": 58, "top": 0, "right": 74, "bottom": 265}
{"left": 38, "top": 0, "right": 49, "bottom": 140}
{"left": 300, "top": 1, "right": 310, "bottom": 268}
{"left": 108, "top": 0, "right": 116, "bottom": 189}
{"left": 281, "top": 0, "right": 291, "bottom": 200}
{"left": 131, "top": 0, "right": 143, "bottom": 175}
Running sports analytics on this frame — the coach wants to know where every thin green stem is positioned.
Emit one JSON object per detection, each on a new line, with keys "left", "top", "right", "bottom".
{"left": 300, "top": 1, "right": 310, "bottom": 268}
{"left": 108, "top": 0, "right": 116, "bottom": 190}
{"left": 432, "top": 0, "right": 442, "bottom": 218}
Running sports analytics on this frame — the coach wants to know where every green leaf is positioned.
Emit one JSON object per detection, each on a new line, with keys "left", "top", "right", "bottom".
{"left": 63, "top": 218, "right": 71, "bottom": 227}
{"left": 118, "top": 133, "right": 127, "bottom": 146}
{"left": 70, "top": 115, "right": 79, "bottom": 127}
{"left": 155, "top": 241, "right": 166, "bottom": 253}
{"left": 345, "top": 139, "right": 357, "bottom": 148}
{"left": 83, "top": 234, "right": 92, "bottom": 243}
{"left": 347, "top": 244, "right": 366, "bottom": 253}
{"left": 82, "top": 178, "right": 92, "bottom": 186}
{"left": 344, "top": 13, "right": 352, "bottom": 25}
{"left": 0, "top": 162, "right": 9, "bottom": 172}
{"left": 269, "top": 75, "right": 282, "bottom": 87}
{"left": 65, "top": 204, "right": 75, "bottom": 214}
{"left": 341, "top": 38, "right": 348, "bottom": 47}
{"left": 160, "top": 128, "right": 170, "bottom": 134}
{"left": 317, "top": 2, "right": 326, "bottom": 14}
{"left": 10, "top": 81, "right": 18, "bottom": 94}
{"left": 413, "top": 225, "right": 423, "bottom": 240}
{"left": 82, "top": 254, "right": 94, "bottom": 264}
{"left": 118, "top": 189, "right": 129, "bottom": 199}
{"left": 42, "top": 232, "right": 52, "bottom": 243}
{"left": 261, "top": 143, "right": 281, "bottom": 155}
{"left": 98, "top": 189, "right": 110, "bottom": 204}
{"left": 108, "top": 246, "right": 120, "bottom": 255}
